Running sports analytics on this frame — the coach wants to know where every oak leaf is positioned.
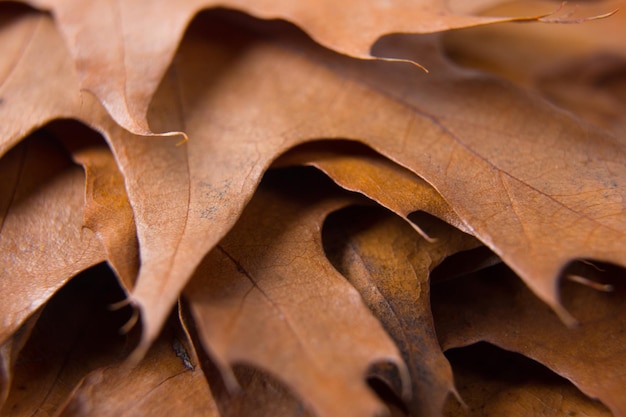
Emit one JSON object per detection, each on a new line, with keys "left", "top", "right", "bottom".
{"left": 432, "top": 263, "right": 626, "bottom": 417}
{"left": 183, "top": 168, "right": 409, "bottom": 417}
{"left": 56, "top": 314, "right": 218, "bottom": 417}
{"left": 323, "top": 206, "right": 481, "bottom": 417}
{"left": 0, "top": 134, "right": 104, "bottom": 346}
{"left": 443, "top": 343, "right": 613, "bottom": 417}
{"left": 2, "top": 0, "right": 553, "bottom": 134}
{"left": 136, "top": 10, "right": 626, "bottom": 337}
{"left": 0, "top": 265, "right": 131, "bottom": 416}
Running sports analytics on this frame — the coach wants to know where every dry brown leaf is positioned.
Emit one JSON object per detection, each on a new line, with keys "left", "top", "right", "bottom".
{"left": 0, "top": 312, "right": 39, "bottom": 409}
{"left": 323, "top": 206, "right": 481, "bottom": 417}
{"left": 0, "top": 133, "right": 104, "bottom": 346}
{"left": 536, "top": 53, "right": 626, "bottom": 138}
{"left": 132, "top": 10, "right": 626, "bottom": 344}
{"left": 51, "top": 121, "right": 140, "bottom": 293}
{"left": 5, "top": 0, "right": 552, "bottom": 134}
{"left": 443, "top": 0, "right": 626, "bottom": 136}
{"left": 432, "top": 263, "right": 626, "bottom": 417}
{"left": 275, "top": 141, "right": 469, "bottom": 237}
{"left": 56, "top": 314, "right": 218, "bottom": 417}
{"left": 0, "top": 264, "right": 132, "bottom": 417}
{"left": 444, "top": 0, "right": 626, "bottom": 87}
{"left": 206, "top": 365, "right": 316, "bottom": 417}
{"left": 184, "top": 168, "right": 409, "bottom": 417}
{"left": 0, "top": 6, "right": 83, "bottom": 158}
{"left": 443, "top": 343, "right": 612, "bottom": 417}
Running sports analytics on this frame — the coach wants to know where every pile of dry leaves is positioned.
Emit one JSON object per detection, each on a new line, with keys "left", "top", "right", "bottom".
{"left": 1, "top": 0, "right": 625, "bottom": 416}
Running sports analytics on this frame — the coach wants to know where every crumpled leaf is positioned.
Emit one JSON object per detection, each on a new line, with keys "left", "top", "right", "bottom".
{"left": 275, "top": 141, "right": 469, "bottom": 238}
{"left": 432, "top": 263, "right": 626, "bottom": 417}
{"left": 56, "top": 314, "right": 218, "bottom": 417}
{"left": 323, "top": 206, "right": 481, "bottom": 417}
{"left": 443, "top": 343, "right": 612, "bottom": 417}
{"left": 184, "top": 168, "right": 409, "bottom": 417}
{"left": 5, "top": 0, "right": 553, "bottom": 134}
{"left": 0, "top": 133, "right": 104, "bottom": 345}
{"left": 0, "top": 264, "right": 132, "bottom": 416}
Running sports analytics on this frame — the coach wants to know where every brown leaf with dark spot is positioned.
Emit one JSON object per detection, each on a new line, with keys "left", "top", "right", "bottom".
{"left": 184, "top": 168, "right": 409, "bottom": 417}
{"left": 56, "top": 314, "right": 218, "bottom": 417}
{"left": 432, "top": 263, "right": 626, "bottom": 417}
{"left": 0, "top": 133, "right": 104, "bottom": 345}
{"left": 323, "top": 206, "right": 481, "bottom": 417}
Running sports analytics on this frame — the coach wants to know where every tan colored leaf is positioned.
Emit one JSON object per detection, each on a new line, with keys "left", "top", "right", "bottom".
{"left": 6, "top": 0, "right": 552, "bottom": 134}
{"left": 184, "top": 168, "right": 409, "bottom": 417}
{"left": 432, "top": 263, "right": 626, "bottom": 417}
{"left": 443, "top": 343, "right": 612, "bottom": 417}
{"left": 56, "top": 315, "right": 218, "bottom": 417}
{"left": 0, "top": 133, "right": 104, "bottom": 345}
{"left": 275, "top": 142, "right": 469, "bottom": 237}
{"left": 0, "top": 265, "right": 132, "bottom": 417}
{"left": 323, "top": 206, "right": 481, "bottom": 417}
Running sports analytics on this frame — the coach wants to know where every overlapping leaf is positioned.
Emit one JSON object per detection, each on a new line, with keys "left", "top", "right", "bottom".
{"left": 323, "top": 206, "right": 480, "bottom": 417}
{"left": 443, "top": 343, "right": 613, "bottom": 417}
{"left": 56, "top": 314, "right": 218, "bottom": 417}
{"left": 0, "top": 265, "right": 130, "bottom": 416}
{"left": 3, "top": 0, "right": 553, "bottom": 134}
{"left": 134, "top": 10, "right": 626, "bottom": 341}
{"left": 275, "top": 142, "right": 469, "bottom": 237}
{"left": 432, "top": 263, "right": 626, "bottom": 416}
{"left": 0, "top": 134, "right": 104, "bottom": 346}
{"left": 184, "top": 168, "right": 409, "bottom": 417}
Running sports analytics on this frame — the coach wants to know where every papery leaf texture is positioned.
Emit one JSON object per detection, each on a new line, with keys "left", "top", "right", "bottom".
{"left": 0, "top": 1, "right": 625, "bottom": 417}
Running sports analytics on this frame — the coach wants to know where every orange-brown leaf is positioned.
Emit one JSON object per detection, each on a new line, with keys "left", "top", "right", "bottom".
{"left": 184, "top": 169, "right": 409, "bottom": 417}
{"left": 0, "top": 265, "right": 131, "bottom": 416}
{"left": 55, "top": 121, "right": 139, "bottom": 293}
{"left": 6, "top": 0, "right": 552, "bottom": 134}
{"left": 139, "top": 12, "right": 626, "bottom": 331}
{"left": 432, "top": 264, "right": 626, "bottom": 417}
{"left": 275, "top": 142, "right": 469, "bottom": 237}
{"left": 0, "top": 7, "right": 82, "bottom": 158}
{"left": 0, "top": 134, "right": 104, "bottom": 345}
{"left": 56, "top": 317, "right": 218, "bottom": 417}
{"left": 324, "top": 206, "right": 480, "bottom": 417}
{"left": 443, "top": 343, "right": 612, "bottom": 417}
